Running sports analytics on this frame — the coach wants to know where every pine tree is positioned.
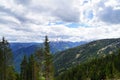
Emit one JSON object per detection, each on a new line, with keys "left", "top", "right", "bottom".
{"left": 0, "top": 37, "right": 13, "bottom": 80}
{"left": 35, "top": 48, "right": 45, "bottom": 80}
{"left": 20, "top": 55, "right": 28, "bottom": 80}
{"left": 28, "top": 55, "right": 38, "bottom": 80}
{"left": 7, "top": 66, "right": 17, "bottom": 80}
{"left": 16, "top": 73, "right": 21, "bottom": 80}
{"left": 44, "top": 36, "right": 54, "bottom": 80}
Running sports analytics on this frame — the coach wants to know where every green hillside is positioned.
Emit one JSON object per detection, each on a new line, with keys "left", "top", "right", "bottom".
{"left": 54, "top": 38, "right": 120, "bottom": 75}
{"left": 55, "top": 52, "right": 120, "bottom": 80}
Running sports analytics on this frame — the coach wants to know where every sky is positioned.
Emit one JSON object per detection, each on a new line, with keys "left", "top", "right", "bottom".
{"left": 0, "top": 0, "right": 120, "bottom": 42}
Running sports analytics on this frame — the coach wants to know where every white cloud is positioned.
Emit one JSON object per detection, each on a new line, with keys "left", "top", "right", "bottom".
{"left": 0, "top": 0, "right": 120, "bottom": 42}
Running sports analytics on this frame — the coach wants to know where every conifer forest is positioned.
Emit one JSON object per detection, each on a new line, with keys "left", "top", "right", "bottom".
{"left": 1, "top": 37, "right": 120, "bottom": 80}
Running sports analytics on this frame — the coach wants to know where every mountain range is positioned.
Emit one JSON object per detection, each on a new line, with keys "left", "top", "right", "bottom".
{"left": 10, "top": 38, "right": 120, "bottom": 73}
{"left": 10, "top": 41, "right": 86, "bottom": 71}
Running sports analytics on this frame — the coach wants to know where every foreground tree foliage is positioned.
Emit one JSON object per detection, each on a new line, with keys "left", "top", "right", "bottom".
{"left": 0, "top": 36, "right": 54, "bottom": 80}
{"left": 44, "top": 36, "right": 54, "bottom": 80}
{"left": 20, "top": 55, "right": 28, "bottom": 80}
{"left": 20, "top": 36, "right": 54, "bottom": 80}
{"left": 55, "top": 51, "right": 120, "bottom": 80}
{"left": 0, "top": 37, "right": 16, "bottom": 80}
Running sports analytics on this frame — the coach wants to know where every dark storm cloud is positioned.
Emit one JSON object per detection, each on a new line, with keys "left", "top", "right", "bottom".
{"left": 98, "top": 6, "right": 120, "bottom": 24}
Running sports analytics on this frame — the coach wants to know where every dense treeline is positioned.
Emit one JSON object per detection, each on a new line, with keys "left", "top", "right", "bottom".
{"left": 0, "top": 36, "right": 54, "bottom": 80}
{"left": 20, "top": 54, "right": 39, "bottom": 80}
{"left": 55, "top": 52, "right": 120, "bottom": 80}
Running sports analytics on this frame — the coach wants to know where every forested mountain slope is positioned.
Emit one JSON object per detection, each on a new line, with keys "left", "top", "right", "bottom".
{"left": 55, "top": 52, "right": 120, "bottom": 80}
{"left": 54, "top": 38, "right": 120, "bottom": 74}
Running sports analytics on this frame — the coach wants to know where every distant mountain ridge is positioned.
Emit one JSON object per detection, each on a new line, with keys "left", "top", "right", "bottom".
{"left": 10, "top": 41, "right": 86, "bottom": 54}
{"left": 54, "top": 38, "right": 120, "bottom": 74}
{"left": 10, "top": 41, "right": 86, "bottom": 71}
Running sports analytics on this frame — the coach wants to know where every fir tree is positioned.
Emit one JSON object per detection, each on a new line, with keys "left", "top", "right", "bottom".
{"left": 28, "top": 54, "right": 38, "bottom": 80}
{"left": 35, "top": 48, "right": 45, "bottom": 80}
{"left": 44, "top": 36, "right": 54, "bottom": 80}
{"left": 7, "top": 66, "right": 17, "bottom": 80}
{"left": 0, "top": 37, "right": 13, "bottom": 80}
{"left": 20, "top": 55, "right": 28, "bottom": 80}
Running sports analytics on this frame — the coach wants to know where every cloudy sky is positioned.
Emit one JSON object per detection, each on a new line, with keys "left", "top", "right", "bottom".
{"left": 0, "top": 0, "right": 120, "bottom": 42}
